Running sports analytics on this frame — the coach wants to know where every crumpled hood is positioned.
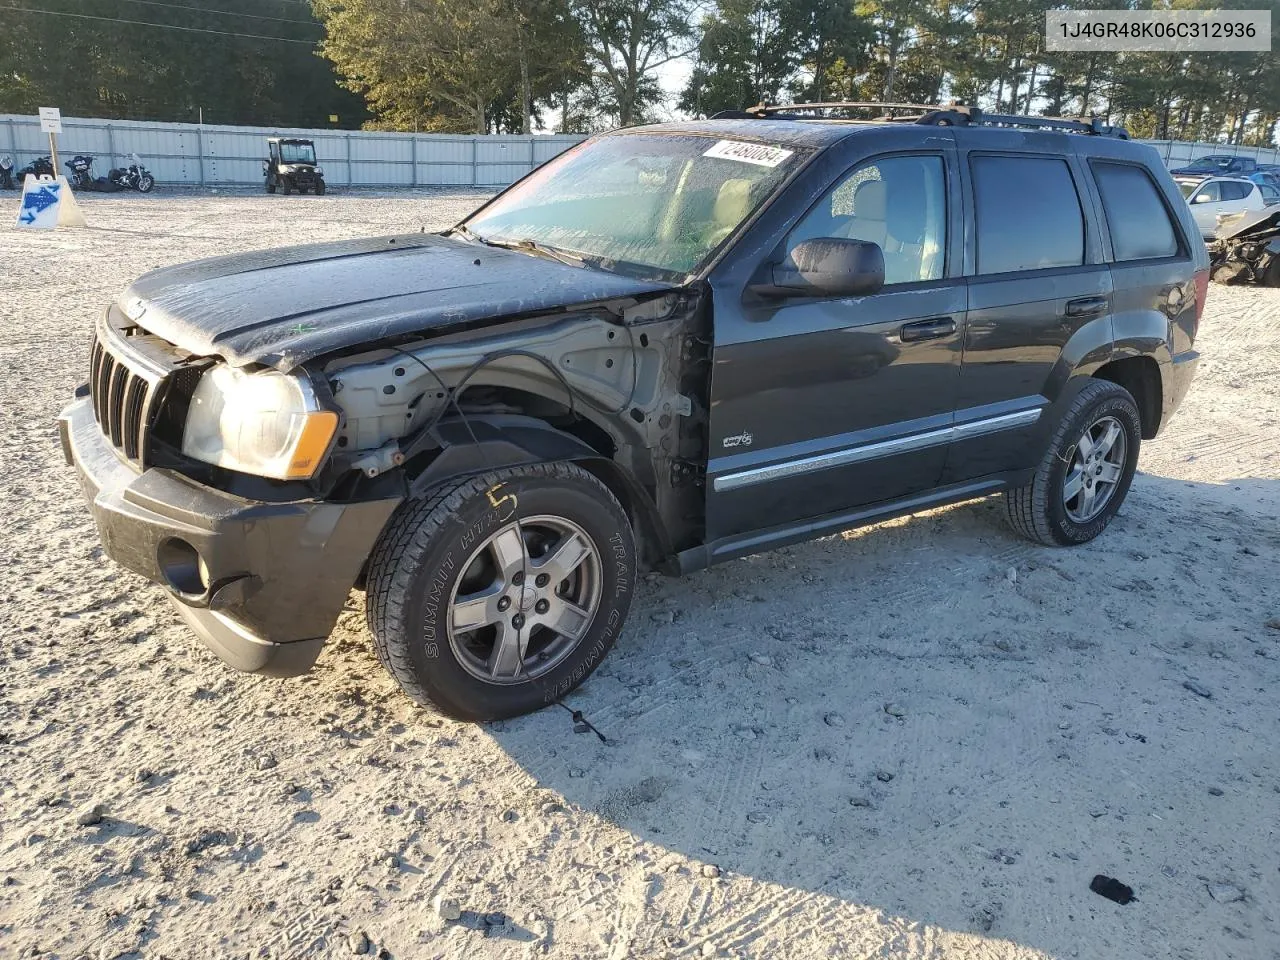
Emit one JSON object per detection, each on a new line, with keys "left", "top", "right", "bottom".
{"left": 121, "top": 233, "right": 674, "bottom": 370}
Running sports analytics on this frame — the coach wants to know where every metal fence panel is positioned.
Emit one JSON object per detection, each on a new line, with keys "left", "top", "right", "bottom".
{"left": 0, "top": 114, "right": 585, "bottom": 187}
{"left": 5, "top": 113, "right": 1277, "bottom": 185}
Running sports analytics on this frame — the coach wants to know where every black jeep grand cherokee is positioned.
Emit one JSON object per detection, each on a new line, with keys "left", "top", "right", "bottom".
{"left": 59, "top": 104, "right": 1206, "bottom": 720}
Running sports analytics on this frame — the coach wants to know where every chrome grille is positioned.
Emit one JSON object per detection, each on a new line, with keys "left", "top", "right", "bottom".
{"left": 88, "top": 327, "right": 169, "bottom": 466}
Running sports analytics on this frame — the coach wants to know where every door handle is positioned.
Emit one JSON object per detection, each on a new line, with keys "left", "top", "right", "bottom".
{"left": 1065, "top": 296, "right": 1109, "bottom": 318}
{"left": 900, "top": 317, "right": 956, "bottom": 342}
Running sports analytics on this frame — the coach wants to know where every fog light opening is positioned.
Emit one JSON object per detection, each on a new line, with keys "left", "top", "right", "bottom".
{"left": 157, "top": 538, "right": 207, "bottom": 596}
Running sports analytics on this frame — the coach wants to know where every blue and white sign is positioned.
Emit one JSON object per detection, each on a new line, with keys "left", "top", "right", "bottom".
{"left": 15, "top": 175, "right": 86, "bottom": 229}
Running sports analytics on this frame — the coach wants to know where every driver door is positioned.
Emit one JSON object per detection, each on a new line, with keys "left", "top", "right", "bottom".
{"left": 705, "top": 148, "right": 965, "bottom": 541}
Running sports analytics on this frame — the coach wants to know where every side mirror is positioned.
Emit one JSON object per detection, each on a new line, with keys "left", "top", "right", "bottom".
{"left": 753, "top": 238, "right": 885, "bottom": 299}
{"left": 1192, "top": 193, "right": 1212, "bottom": 204}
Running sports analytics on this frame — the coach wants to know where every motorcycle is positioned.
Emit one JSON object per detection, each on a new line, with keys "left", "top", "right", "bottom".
{"left": 109, "top": 153, "right": 155, "bottom": 193}
{"left": 65, "top": 154, "right": 117, "bottom": 192}
{"left": 0, "top": 155, "right": 13, "bottom": 190}
{"left": 14, "top": 155, "right": 55, "bottom": 183}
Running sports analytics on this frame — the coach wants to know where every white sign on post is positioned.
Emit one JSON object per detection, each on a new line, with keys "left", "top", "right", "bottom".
{"left": 39, "top": 107, "right": 62, "bottom": 134}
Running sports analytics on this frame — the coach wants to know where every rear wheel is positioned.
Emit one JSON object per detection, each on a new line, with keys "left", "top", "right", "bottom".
{"left": 1005, "top": 380, "right": 1141, "bottom": 546}
{"left": 265, "top": 177, "right": 276, "bottom": 194}
{"left": 366, "top": 462, "right": 636, "bottom": 720}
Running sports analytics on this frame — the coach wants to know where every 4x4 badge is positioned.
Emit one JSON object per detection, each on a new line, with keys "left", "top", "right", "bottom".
{"left": 723, "top": 431, "right": 753, "bottom": 449}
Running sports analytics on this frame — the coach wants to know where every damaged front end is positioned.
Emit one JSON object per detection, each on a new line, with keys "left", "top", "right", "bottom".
{"left": 1209, "top": 208, "right": 1280, "bottom": 286}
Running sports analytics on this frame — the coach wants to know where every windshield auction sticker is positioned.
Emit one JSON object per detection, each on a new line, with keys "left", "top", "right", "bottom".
{"left": 703, "top": 140, "right": 794, "bottom": 168}
{"left": 1047, "top": 9, "right": 1270, "bottom": 51}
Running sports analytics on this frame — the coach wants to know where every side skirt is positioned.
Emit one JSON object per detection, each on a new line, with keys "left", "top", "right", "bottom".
{"left": 671, "top": 472, "right": 1031, "bottom": 575}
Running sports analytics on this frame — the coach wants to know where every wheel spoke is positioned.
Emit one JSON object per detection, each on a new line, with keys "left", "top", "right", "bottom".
{"left": 1075, "top": 430, "right": 1095, "bottom": 460}
{"left": 533, "top": 532, "right": 592, "bottom": 586}
{"left": 1078, "top": 482, "right": 1097, "bottom": 517}
{"left": 545, "top": 598, "right": 593, "bottom": 641}
{"left": 488, "top": 525, "right": 529, "bottom": 579}
{"left": 1063, "top": 466, "right": 1085, "bottom": 502}
{"left": 1097, "top": 461, "right": 1122, "bottom": 484}
{"left": 487, "top": 621, "right": 527, "bottom": 679}
{"left": 452, "top": 586, "right": 502, "bottom": 632}
{"left": 1097, "top": 421, "right": 1121, "bottom": 457}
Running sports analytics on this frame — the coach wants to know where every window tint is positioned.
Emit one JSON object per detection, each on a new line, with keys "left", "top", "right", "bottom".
{"left": 787, "top": 154, "right": 946, "bottom": 285}
{"left": 1220, "top": 180, "right": 1252, "bottom": 202}
{"left": 1092, "top": 162, "right": 1179, "bottom": 261}
{"left": 1260, "top": 184, "right": 1280, "bottom": 203}
{"left": 972, "top": 155, "right": 1084, "bottom": 274}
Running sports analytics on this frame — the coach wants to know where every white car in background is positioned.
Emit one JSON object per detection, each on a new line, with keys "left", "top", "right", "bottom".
{"left": 1177, "top": 175, "right": 1280, "bottom": 239}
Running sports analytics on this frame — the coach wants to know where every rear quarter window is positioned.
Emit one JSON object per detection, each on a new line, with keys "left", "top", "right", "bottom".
{"left": 971, "top": 155, "right": 1085, "bottom": 274}
{"left": 1091, "top": 162, "right": 1180, "bottom": 261}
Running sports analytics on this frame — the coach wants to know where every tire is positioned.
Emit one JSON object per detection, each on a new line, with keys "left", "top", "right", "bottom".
{"left": 1004, "top": 379, "right": 1142, "bottom": 546}
{"left": 137, "top": 174, "right": 155, "bottom": 193}
{"left": 366, "top": 461, "right": 636, "bottom": 720}
{"left": 283, "top": 179, "right": 294, "bottom": 196}
{"left": 314, "top": 180, "right": 326, "bottom": 196}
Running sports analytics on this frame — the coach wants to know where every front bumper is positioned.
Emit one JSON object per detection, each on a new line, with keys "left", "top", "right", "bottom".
{"left": 58, "top": 397, "right": 401, "bottom": 676}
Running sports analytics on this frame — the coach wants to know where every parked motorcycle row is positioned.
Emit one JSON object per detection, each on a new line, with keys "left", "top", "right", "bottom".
{"left": 0, "top": 153, "right": 154, "bottom": 193}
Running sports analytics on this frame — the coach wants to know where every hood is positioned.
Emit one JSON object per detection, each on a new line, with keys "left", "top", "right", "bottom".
{"left": 1216, "top": 206, "right": 1280, "bottom": 241}
{"left": 121, "top": 234, "right": 674, "bottom": 370}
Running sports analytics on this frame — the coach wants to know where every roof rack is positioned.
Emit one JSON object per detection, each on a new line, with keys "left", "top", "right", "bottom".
{"left": 739, "top": 101, "right": 1129, "bottom": 139}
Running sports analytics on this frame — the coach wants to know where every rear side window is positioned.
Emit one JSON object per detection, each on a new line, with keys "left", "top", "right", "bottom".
{"left": 1092, "top": 162, "right": 1179, "bottom": 261}
{"left": 1220, "top": 180, "right": 1252, "bottom": 202}
{"left": 972, "top": 155, "right": 1084, "bottom": 274}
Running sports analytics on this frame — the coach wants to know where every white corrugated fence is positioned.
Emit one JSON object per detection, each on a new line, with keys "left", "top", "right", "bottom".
{"left": 0, "top": 114, "right": 586, "bottom": 187}
{"left": 3, "top": 113, "right": 1277, "bottom": 187}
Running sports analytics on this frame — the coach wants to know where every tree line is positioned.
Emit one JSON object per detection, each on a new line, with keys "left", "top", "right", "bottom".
{"left": 312, "top": 0, "right": 1279, "bottom": 145}
{"left": 2, "top": 0, "right": 1277, "bottom": 146}
{"left": 0, "top": 0, "right": 365, "bottom": 127}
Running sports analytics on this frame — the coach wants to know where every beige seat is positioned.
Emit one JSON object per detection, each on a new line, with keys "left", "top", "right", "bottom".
{"left": 706, "top": 178, "right": 753, "bottom": 247}
{"left": 834, "top": 177, "right": 934, "bottom": 283}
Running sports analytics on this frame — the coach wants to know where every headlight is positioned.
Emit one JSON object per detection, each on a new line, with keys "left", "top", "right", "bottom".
{"left": 314, "top": 166, "right": 323, "bottom": 176}
{"left": 182, "top": 366, "right": 339, "bottom": 480}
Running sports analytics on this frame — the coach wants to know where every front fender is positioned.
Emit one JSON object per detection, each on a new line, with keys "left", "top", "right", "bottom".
{"left": 407, "top": 415, "right": 672, "bottom": 566}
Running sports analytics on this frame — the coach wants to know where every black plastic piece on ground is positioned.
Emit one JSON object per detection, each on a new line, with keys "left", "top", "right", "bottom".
{"left": 1090, "top": 875, "right": 1137, "bottom": 904}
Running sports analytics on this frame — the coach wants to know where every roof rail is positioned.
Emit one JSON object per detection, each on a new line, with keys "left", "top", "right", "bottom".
{"left": 744, "top": 101, "right": 1129, "bottom": 139}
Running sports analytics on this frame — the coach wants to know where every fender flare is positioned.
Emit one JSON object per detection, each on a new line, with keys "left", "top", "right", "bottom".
{"left": 406, "top": 414, "right": 672, "bottom": 565}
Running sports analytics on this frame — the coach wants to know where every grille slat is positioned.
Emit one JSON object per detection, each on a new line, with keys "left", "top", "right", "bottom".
{"left": 88, "top": 328, "right": 170, "bottom": 468}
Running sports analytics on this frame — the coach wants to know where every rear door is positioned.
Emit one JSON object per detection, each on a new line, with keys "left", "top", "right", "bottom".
{"left": 942, "top": 135, "right": 1112, "bottom": 485}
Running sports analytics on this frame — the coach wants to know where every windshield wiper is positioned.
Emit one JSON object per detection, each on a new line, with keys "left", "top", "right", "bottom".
{"left": 460, "top": 230, "right": 586, "bottom": 268}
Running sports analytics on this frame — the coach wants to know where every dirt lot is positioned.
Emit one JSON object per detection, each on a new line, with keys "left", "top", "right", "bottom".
{"left": 1, "top": 190, "right": 1278, "bottom": 960}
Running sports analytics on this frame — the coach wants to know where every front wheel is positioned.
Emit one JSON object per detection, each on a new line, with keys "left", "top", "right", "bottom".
{"left": 1005, "top": 380, "right": 1142, "bottom": 546}
{"left": 314, "top": 180, "right": 326, "bottom": 196}
{"left": 137, "top": 174, "right": 155, "bottom": 193}
{"left": 366, "top": 462, "right": 636, "bottom": 720}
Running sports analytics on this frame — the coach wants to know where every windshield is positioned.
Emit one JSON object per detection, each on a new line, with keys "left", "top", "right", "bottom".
{"left": 463, "top": 133, "right": 806, "bottom": 278}
{"left": 280, "top": 142, "right": 316, "bottom": 164}
{"left": 1182, "top": 158, "right": 1226, "bottom": 171}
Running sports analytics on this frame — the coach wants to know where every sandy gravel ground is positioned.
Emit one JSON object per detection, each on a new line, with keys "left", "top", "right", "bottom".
{"left": 1, "top": 190, "right": 1278, "bottom": 960}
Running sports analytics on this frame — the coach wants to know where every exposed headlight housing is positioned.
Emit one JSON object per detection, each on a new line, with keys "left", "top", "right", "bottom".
{"left": 314, "top": 166, "right": 324, "bottom": 176}
{"left": 181, "top": 366, "right": 339, "bottom": 480}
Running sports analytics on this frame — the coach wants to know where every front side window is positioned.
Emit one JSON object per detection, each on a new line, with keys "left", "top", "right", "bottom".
{"left": 1192, "top": 181, "right": 1222, "bottom": 203}
{"left": 464, "top": 134, "right": 806, "bottom": 279}
{"left": 972, "top": 155, "right": 1084, "bottom": 274}
{"left": 786, "top": 154, "right": 946, "bottom": 285}
{"left": 1091, "top": 162, "right": 1179, "bottom": 261}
